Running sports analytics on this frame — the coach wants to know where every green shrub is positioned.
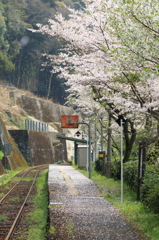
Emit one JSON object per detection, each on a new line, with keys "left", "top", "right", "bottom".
{"left": 146, "top": 184, "right": 159, "bottom": 213}
{"left": 141, "top": 164, "right": 159, "bottom": 211}
{"left": 112, "top": 159, "right": 138, "bottom": 189}
{"left": 94, "top": 158, "right": 102, "bottom": 173}
{"left": 111, "top": 159, "right": 121, "bottom": 180}
{"left": 123, "top": 160, "right": 138, "bottom": 191}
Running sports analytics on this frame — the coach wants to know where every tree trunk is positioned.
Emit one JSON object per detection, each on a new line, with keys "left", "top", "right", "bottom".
{"left": 47, "top": 72, "right": 53, "bottom": 99}
{"left": 123, "top": 120, "right": 136, "bottom": 163}
{"left": 17, "top": 50, "right": 23, "bottom": 88}
{"left": 106, "top": 110, "right": 112, "bottom": 178}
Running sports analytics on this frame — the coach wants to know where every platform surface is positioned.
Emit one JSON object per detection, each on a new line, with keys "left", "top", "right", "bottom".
{"left": 48, "top": 165, "right": 146, "bottom": 240}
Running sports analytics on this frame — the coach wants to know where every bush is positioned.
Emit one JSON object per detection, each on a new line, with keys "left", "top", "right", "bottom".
{"left": 146, "top": 184, "right": 159, "bottom": 213}
{"left": 112, "top": 160, "right": 138, "bottom": 190}
{"left": 141, "top": 164, "right": 159, "bottom": 212}
{"left": 111, "top": 159, "right": 121, "bottom": 180}
{"left": 94, "top": 158, "right": 102, "bottom": 173}
{"left": 123, "top": 160, "right": 138, "bottom": 191}
{"left": 94, "top": 158, "right": 106, "bottom": 175}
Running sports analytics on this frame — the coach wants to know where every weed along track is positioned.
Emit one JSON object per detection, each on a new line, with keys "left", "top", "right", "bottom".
{"left": 0, "top": 165, "right": 48, "bottom": 240}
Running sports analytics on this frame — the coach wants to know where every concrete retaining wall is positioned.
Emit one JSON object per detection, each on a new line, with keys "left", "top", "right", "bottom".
{"left": 10, "top": 92, "right": 74, "bottom": 123}
{"left": 9, "top": 130, "right": 67, "bottom": 166}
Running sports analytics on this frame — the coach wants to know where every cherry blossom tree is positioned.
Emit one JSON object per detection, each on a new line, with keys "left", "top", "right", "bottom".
{"left": 31, "top": 0, "right": 159, "bottom": 162}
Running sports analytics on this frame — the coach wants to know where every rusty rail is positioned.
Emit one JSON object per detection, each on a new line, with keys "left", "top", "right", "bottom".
{"left": 0, "top": 170, "right": 29, "bottom": 204}
{"left": 5, "top": 171, "right": 39, "bottom": 240}
{"left": 0, "top": 165, "right": 48, "bottom": 240}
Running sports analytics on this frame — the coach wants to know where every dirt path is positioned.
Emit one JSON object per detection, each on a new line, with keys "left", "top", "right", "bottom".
{"left": 48, "top": 165, "right": 148, "bottom": 240}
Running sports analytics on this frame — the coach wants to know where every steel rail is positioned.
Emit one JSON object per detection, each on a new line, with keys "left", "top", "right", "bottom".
{"left": 5, "top": 170, "right": 39, "bottom": 240}
{"left": 0, "top": 165, "right": 48, "bottom": 204}
{"left": 0, "top": 170, "right": 30, "bottom": 204}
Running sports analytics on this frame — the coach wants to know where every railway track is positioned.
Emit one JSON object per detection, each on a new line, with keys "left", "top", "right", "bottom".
{"left": 0, "top": 165, "right": 48, "bottom": 240}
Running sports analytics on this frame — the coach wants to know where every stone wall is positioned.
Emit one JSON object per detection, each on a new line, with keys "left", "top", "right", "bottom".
{"left": 9, "top": 130, "right": 67, "bottom": 166}
{"left": 10, "top": 91, "right": 81, "bottom": 161}
{"left": 10, "top": 92, "right": 74, "bottom": 123}
{"left": 0, "top": 118, "right": 28, "bottom": 173}
{"left": 0, "top": 92, "right": 82, "bottom": 174}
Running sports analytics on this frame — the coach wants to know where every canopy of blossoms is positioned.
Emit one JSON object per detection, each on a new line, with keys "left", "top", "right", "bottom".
{"left": 31, "top": 0, "right": 159, "bottom": 123}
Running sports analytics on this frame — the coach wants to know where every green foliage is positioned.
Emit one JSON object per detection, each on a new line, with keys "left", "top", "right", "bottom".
{"left": 9, "top": 196, "right": 20, "bottom": 202}
{"left": 49, "top": 226, "right": 55, "bottom": 234}
{"left": 0, "top": 150, "right": 4, "bottom": 159}
{"left": 111, "top": 159, "right": 138, "bottom": 188}
{"left": 141, "top": 164, "right": 159, "bottom": 212}
{"left": 0, "top": 169, "right": 21, "bottom": 185}
{"left": 146, "top": 184, "right": 159, "bottom": 214}
{"left": 111, "top": 159, "right": 121, "bottom": 180}
{"left": 66, "top": 221, "right": 74, "bottom": 236}
{"left": 0, "top": 52, "right": 15, "bottom": 72}
{"left": 94, "top": 158, "right": 102, "bottom": 173}
{"left": 123, "top": 160, "right": 138, "bottom": 191}
{"left": 0, "top": 1, "right": 28, "bottom": 73}
{"left": 72, "top": 0, "right": 85, "bottom": 10}
{"left": 128, "top": 73, "right": 141, "bottom": 83}
{"left": 26, "top": 169, "right": 48, "bottom": 240}
{"left": 8, "top": 40, "right": 21, "bottom": 57}
{"left": 95, "top": 158, "right": 127, "bottom": 182}
{"left": 118, "top": 201, "right": 159, "bottom": 240}
{"left": 147, "top": 146, "right": 159, "bottom": 164}
{"left": 41, "top": 0, "right": 57, "bottom": 7}
{"left": 0, "top": 0, "right": 84, "bottom": 104}
{"left": 0, "top": 215, "right": 7, "bottom": 222}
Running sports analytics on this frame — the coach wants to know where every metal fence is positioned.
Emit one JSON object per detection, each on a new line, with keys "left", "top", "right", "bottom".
{"left": 25, "top": 119, "right": 48, "bottom": 132}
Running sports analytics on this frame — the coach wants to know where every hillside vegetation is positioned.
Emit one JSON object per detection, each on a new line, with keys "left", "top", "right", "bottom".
{"left": 0, "top": 0, "right": 84, "bottom": 104}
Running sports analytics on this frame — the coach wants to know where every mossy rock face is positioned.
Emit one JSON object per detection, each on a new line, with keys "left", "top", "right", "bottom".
{"left": 12, "top": 93, "right": 74, "bottom": 123}
{"left": 0, "top": 117, "right": 28, "bottom": 170}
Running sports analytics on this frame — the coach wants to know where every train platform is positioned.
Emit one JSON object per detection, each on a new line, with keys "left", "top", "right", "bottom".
{"left": 48, "top": 165, "right": 146, "bottom": 240}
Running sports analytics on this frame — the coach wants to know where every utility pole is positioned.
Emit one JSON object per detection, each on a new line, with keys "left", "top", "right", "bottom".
{"left": 93, "top": 109, "right": 98, "bottom": 161}
{"left": 94, "top": 118, "right": 98, "bottom": 161}
{"left": 106, "top": 110, "right": 112, "bottom": 178}
{"left": 100, "top": 113, "right": 104, "bottom": 151}
{"left": 116, "top": 115, "right": 126, "bottom": 204}
{"left": 120, "top": 118, "right": 123, "bottom": 204}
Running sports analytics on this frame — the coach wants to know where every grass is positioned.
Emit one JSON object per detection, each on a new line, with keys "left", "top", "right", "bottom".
{"left": 22, "top": 176, "right": 34, "bottom": 181}
{"left": 1, "top": 171, "right": 34, "bottom": 186}
{"left": 0, "top": 151, "right": 4, "bottom": 159}
{"left": 9, "top": 196, "right": 20, "bottom": 202}
{"left": 0, "top": 192, "right": 4, "bottom": 198}
{"left": 0, "top": 215, "right": 7, "bottom": 222}
{"left": 66, "top": 220, "right": 74, "bottom": 237}
{"left": 0, "top": 169, "right": 22, "bottom": 186}
{"left": 74, "top": 165, "right": 159, "bottom": 240}
{"left": 49, "top": 226, "right": 55, "bottom": 234}
{"left": 25, "top": 169, "right": 49, "bottom": 240}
